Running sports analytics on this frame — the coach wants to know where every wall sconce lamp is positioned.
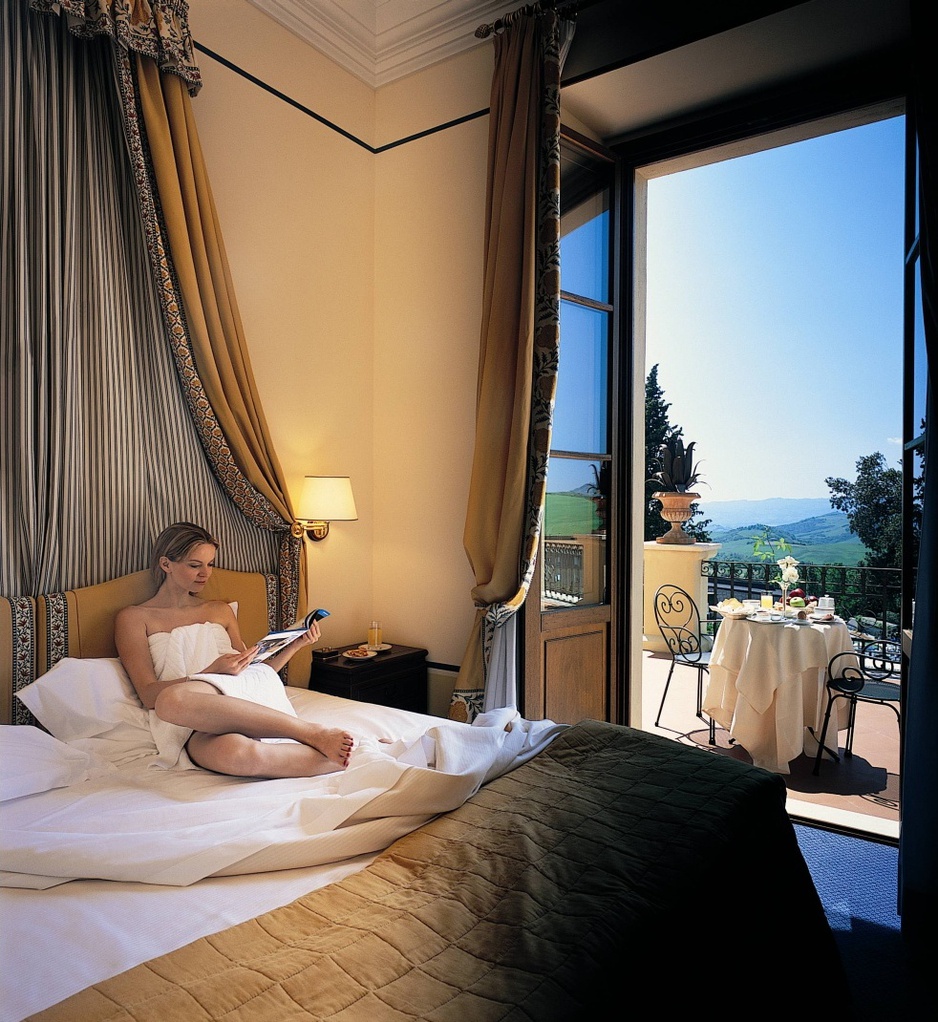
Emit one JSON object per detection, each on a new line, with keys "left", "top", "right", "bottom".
{"left": 292, "top": 475, "right": 358, "bottom": 541}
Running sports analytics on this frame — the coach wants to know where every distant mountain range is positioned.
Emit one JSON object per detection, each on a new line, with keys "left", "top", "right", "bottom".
{"left": 709, "top": 512, "right": 855, "bottom": 545}
{"left": 703, "top": 497, "right": 836, "bottom": 530}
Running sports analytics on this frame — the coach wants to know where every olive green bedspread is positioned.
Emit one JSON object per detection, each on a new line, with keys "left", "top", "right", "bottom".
{"left": 31, "top": 720, "right": 848, "bottom": 1021}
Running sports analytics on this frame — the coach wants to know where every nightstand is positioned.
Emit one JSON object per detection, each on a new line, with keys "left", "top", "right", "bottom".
{"left": 309, "top": 643, "right": 428, "bottom": 714}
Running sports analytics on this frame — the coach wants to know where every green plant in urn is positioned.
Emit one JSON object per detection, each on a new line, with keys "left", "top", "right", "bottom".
{"left": 649, "top": 436, "right": 704, "bottom": 544}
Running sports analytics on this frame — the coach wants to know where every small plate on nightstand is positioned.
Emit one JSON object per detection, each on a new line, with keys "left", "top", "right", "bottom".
{"left": 343, "top": 648, "right": 377, "bottom": 660}
{"left": 359, "top": 643, "right": 392, "bottom": 652}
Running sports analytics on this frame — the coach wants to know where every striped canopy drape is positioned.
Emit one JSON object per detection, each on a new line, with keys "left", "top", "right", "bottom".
{"left": 1, "top": 0, "right": 303, "bottom": 628}
{"left": 449, "top": 7, "right": 572, "bottom": 722}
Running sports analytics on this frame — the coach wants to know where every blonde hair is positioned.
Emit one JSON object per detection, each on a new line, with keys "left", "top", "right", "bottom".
{"left": 150, "top": 522, "right": 218, "bottom": 589}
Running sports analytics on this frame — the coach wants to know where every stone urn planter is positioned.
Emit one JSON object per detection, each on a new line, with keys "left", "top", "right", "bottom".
{"left": 648, "top": 435, "right": 705, "bottom": 545}
{"left": 653, "top": 491, "right": 700, "bottom": 545}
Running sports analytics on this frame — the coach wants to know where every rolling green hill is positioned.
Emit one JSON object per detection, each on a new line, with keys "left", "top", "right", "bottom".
{"left": 545, "top": 493, "right": 601, "bottom": 535}
{"left": 709, "top": 513, "right": 867, "bottom": 565}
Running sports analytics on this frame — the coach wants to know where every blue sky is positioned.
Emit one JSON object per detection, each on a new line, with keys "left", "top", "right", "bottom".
{"left": 645, "top": 115, "right": 906, "bottom": 503}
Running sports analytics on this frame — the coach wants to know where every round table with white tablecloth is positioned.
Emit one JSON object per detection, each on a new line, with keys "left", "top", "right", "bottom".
{"left": 703, "top": 615, "right": 856, "bottom": 773}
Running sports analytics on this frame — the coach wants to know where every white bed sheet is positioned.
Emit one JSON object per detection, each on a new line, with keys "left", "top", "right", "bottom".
{"left": 0, "top": 854, "right": 374, "bottom": 1022}
{"left": 3, "top": 688, "right": 559, "bottom": 889}
{"left": 0, "top": 688, "right": 564, "bottom": 1020}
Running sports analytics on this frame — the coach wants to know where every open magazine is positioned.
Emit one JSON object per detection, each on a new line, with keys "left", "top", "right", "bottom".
{"left": 251, "top": 608, "right": 330, "bottom": 662}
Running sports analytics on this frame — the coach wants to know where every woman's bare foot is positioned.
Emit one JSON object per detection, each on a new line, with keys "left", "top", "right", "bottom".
{"left": 304, "top": 724, "right": 355, "bottom": 766}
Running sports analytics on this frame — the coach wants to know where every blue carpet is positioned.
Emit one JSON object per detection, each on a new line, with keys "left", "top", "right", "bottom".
{"left": 794, "top": 824, "right": 926, "bottom": 1019}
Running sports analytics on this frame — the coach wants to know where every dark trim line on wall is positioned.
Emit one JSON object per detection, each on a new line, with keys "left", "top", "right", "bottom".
{"left": 194, "top": 43, "right": 489, "bottom": 154}
{"left": 427, "top": 661, "right": 459, "bottom": 673}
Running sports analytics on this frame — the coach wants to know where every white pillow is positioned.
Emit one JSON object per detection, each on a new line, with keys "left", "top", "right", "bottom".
{"left": 0, "top": 725, "right": 112, "bottom": 801}
{"left": 16, "top": 657, "right": 149, "bottom": 742}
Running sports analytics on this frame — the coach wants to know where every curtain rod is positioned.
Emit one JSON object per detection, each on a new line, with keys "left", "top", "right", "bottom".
{"left": 475, "top": 0, "right": 583, "bottom": 39}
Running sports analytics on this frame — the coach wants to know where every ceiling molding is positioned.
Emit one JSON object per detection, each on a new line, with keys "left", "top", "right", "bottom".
{"left": 246, "top": 0, "right": 514, "bottom": 87}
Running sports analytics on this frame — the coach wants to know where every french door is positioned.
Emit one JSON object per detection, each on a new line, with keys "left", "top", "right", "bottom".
{"left": 522, "top": 130, "right": 623, "bottom": 725}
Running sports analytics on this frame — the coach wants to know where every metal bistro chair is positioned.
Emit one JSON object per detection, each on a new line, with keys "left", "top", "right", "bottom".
{"left": 812, "top": 638, "right": 902, "bottom": 776}
{"left": 653, "top": 584, "right": 716, "bottom": 745}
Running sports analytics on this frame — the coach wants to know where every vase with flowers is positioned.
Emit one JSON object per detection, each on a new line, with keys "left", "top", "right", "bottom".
{"left": 775, "top": 555, "right": 800, "bottom": 615}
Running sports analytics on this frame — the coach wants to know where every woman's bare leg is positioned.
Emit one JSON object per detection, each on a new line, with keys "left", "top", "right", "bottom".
{"left": 186, "top": 732, "right": 340, "bottom": 779}
{"left": 155, "top": 681, "right": 353, "bottom": 766}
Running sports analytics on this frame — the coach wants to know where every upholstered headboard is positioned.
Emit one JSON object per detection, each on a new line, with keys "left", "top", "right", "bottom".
{"left": 1, "top": 569, "right": 278, "bottom": 726}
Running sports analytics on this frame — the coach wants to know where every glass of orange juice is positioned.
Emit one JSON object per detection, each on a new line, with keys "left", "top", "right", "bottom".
{"left": 760, "top": 593, "right": 773, "bottom": 610}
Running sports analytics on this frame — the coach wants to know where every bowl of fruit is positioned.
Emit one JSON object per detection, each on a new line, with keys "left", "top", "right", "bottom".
{"left": 783, "top": 589, "right": 818, "bottom": 617}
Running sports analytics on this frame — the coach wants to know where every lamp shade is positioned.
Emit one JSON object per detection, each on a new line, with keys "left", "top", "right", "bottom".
{"left": 297, "top": 476, "right": 358, "bottom": 522}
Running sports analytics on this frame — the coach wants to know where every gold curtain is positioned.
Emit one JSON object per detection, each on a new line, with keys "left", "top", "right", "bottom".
{"left": 450, "top": 9, "right": 566, "bottom": 721}
{"left": 133, "top": 57, "right": 308, "bottom": 624}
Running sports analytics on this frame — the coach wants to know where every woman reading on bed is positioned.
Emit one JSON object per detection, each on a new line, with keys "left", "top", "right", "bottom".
{"left": 115, "top": 522, "right": 354, "bottom": 777}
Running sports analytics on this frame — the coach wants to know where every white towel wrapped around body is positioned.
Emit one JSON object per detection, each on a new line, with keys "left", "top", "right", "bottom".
{"left": 146, "top": 622, "right": 298, "bottom": 768}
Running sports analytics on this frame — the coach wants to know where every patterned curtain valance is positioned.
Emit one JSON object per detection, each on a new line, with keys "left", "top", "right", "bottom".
{"left": 28, "top": 0, "right": 201, "bottom": 94}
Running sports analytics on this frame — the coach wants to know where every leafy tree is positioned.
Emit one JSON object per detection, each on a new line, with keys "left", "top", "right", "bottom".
{"left": 826, "top": 452, "right": 904, "bottom": 568}
{"left": 644, "top": 364, "right": 711, "bottom": 542}
{"left": 824, "top": 447, "right": 923, "bottom": 629}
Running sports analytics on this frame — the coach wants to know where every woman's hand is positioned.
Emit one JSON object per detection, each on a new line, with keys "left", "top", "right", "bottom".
{"left": 201, "top": 646, "right": 260, "bottom": 675}
{"left": 247, "top": 621, "right": 320, "bottom": 677}
{"left": 290, "top": 620, "right": 322, "bottom": 649}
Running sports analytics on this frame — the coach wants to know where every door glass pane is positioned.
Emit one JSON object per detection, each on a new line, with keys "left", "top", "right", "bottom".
{"left": 542, "top": 456, "right": 608, "bottom": 609}
{"left": 552, "top": 301, "right": 609, "bottom": 454}
{"left": 560, "top": 153, "right": 610, "bottom": 302}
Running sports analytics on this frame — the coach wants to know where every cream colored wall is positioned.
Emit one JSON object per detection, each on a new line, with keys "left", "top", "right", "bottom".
{"left": 373, "top": 49, "right": 491, "bottom": 706}
{"left": 187, "top": 2, "right": 489, "bottom": 703}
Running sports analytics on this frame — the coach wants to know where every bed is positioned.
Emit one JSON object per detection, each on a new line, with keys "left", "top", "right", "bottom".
{"left": 1, "top": 570, "right": 851, "bottom": 1020}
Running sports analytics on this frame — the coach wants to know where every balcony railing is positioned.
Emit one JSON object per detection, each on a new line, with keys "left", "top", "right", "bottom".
{"left": 701, "top": 559, "right": 904, "bottom": 641}
{"left": 543, "top": 535, "right": 607, "bottom": 607}
{"left": 543, "top": 540, "right": 583, "bottom": 604}
{"left": 546, "top": 540, "right": 905, "bottom": 644}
